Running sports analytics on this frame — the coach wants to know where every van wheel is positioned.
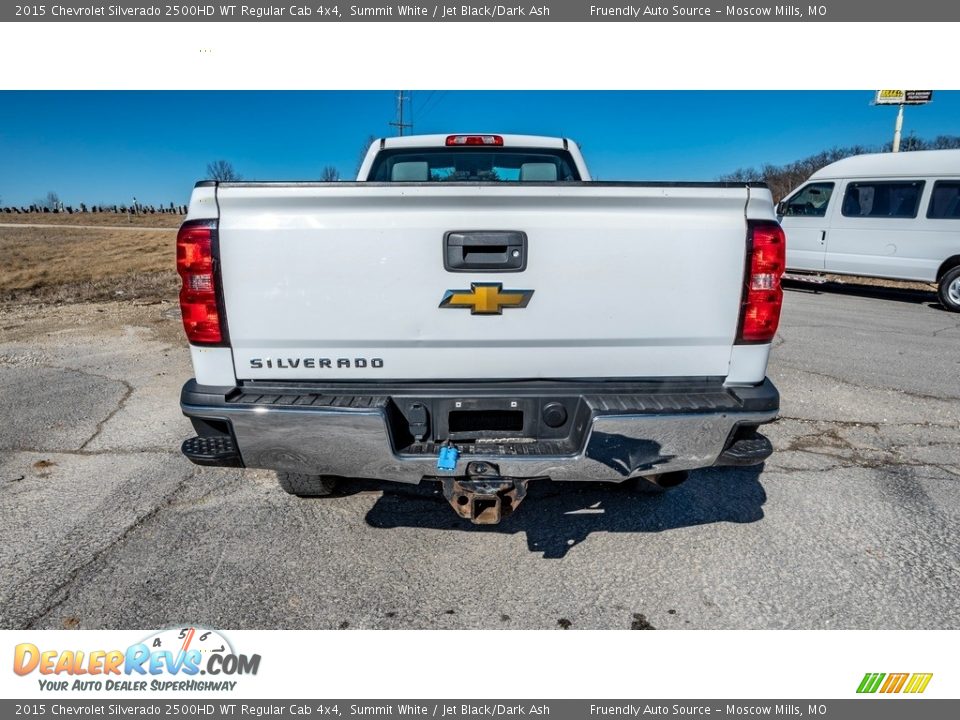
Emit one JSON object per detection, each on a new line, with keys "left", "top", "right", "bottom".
{"left": 277, "top": 472, "right": 339, "bottom": 497}
{"left": 938, "top": 266, "right": 960, "bottom": 312}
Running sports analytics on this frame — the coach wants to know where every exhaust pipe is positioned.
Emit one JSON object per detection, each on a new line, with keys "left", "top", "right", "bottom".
{"left": 650, "top": 470, "right": 689, "bottom": 488}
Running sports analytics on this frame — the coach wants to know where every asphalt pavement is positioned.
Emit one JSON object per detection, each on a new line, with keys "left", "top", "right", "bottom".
{"left": 1, "top": 283, "right": 958, "bottom": 630}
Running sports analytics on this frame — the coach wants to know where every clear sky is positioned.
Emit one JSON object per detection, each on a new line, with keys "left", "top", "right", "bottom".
{"left": 2, "top": 90, "right": 959, "bottom": 207}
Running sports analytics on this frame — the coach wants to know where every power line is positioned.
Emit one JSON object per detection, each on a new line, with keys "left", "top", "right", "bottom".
{"left": 414, "top": 91, "right": 435, "bottom": 126}
{"left": 417, "top": 90, "right": 448, "bottom": 126}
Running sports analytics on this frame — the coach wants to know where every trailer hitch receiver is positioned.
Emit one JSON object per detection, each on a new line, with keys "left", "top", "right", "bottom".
{"left": 440, "top": 462, "right": 531, "bottom": 525}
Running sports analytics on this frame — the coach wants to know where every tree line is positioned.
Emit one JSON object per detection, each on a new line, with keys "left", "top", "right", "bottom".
{"left": 1, "top": 158, "right": 343, "bottom": 215}
{"left": 10, "top": 139, "right": 958, "bottom": 215}
{"left": 719, "top": 135, "right": 960, "bottom": 201}
{"left": 206, "top": 159, "right": 340, "bottom": 182}
{"left": 2, "top": 202, "right": 188, "bottom": 215}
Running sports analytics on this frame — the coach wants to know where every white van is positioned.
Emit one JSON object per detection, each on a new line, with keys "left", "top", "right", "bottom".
{"left": 778, "top": 149, "right": 960, "bottom": 311}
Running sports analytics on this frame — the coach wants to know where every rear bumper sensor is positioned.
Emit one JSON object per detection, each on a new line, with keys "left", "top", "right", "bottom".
{"left": 180, "top": 377, "right": 779, "bottom": 481}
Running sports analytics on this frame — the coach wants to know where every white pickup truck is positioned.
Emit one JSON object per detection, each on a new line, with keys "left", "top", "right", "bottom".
{"left": 177, "top": 134, "right": 784, "bottom": 524}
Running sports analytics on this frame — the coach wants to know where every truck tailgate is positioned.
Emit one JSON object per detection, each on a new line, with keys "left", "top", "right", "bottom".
{"left": 215, "top": 183, "right": 752, "bottom": 381}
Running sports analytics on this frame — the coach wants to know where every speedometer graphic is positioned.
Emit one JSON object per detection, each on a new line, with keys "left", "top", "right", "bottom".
{"left": 140, "top": 627, "right": 234, "bottom": 660}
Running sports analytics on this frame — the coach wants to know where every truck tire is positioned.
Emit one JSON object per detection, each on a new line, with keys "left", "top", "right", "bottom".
{"left": 938, "top": 266, "right": 960, "bottom": 312}
{"left": 276, "top": 472, "right": 339, "bottom": 497}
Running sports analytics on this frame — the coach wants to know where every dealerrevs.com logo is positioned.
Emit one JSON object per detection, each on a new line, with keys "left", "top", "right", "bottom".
{"left": 13, "top": 627, "right": 260, "bottom": 693}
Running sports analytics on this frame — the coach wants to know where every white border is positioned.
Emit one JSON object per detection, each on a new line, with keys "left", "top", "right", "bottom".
{"left": 3, "top": 629, "right": 955, "bottom": 699}
{"left": 1, "top": 16, "right": 957, "bottom": 703}
{"left": 0, "top": 22, "right": 957, "bottom": 90}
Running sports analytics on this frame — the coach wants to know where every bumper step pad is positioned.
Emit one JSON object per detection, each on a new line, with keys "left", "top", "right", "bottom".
{"left": 715, "top": 432, "right": 773, "bottom": 467}
{"left": 181, "top": 435, "right": 244, "bottom": 468}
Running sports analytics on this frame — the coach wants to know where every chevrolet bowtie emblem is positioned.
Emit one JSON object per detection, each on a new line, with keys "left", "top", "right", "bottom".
{"left": 439, "top": 283, "right": 534, "bottom": 315}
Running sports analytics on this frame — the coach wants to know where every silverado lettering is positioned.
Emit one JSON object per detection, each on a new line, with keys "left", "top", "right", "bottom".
{"left": 249, "top": 358, "right": 384, "bottom": 370}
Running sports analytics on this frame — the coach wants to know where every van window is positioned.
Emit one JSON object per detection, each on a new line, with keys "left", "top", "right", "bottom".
{"left": 927, "top": 181, "right": 960, "bottom": 219}
{"left": 781, "top": 182, "right": 834, "bottom": 217}
{"left": 841, "top": 181, "right": 925, "bottom": 219}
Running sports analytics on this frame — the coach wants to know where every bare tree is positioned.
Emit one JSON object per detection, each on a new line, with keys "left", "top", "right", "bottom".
{"left": 320, "top": 165, "right": 341, "bottom": 182}
{"left": 206, "top": 160, "right": 241, "bottom": 181}
{"left": 33, "top": 191, "right": 61, "bottom": 211}
{"left": 931, "top": 135, "right": 960, "bottom": 149}
{"left": 720, "top": 143, "right": 891, "bottom": 201}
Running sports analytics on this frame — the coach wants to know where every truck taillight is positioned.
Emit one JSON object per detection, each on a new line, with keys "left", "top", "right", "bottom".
{"left": 445, "top": 135, "right": 504, "bottom": 146}
{"left": 176, "top": 220, "right": 226, "bottom": 345}
{"left": 737, "top": 221, "right": 786, "bottom": 344}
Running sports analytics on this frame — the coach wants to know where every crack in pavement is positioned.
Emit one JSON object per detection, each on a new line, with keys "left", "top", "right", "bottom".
{"left": 13, "top": 471, "right": 192, "bottom": 630}
{"left": 777, "top": 416, "right": 960, "bottom": 433}
{"left": 782, "top": 322, "right": 951, "bottom": 340}
{"left": 776, "top": 364, "right": 960, "bottom": 403}
{"left": 2, "top": 447, "right": 183, "bottom": 456}
{"left": 768, "top": 416, "right": 960, "bottom": 478}
{"left": 0, "top": 359, "right": 181, "bottom": 455}
{"left": 17, "top": 362, "right": 140, "bottom": 453}
{"left": 771, "top": 458, "right": 960, "bottom": 476}
{"left": 931, "top": 321, "right": 960, "bottom": 337}
{"left": 777, "top": 416, "right": 881, "bottom": 430}
{"left": 166, "top": 472, "right": 246, "bottom": 511}
{"left": 78, "top": 378, "right": 134, "bottom": 451}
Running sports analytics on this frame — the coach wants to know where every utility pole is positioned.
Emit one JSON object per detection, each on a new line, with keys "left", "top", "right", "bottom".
{"left": 876, "top": 90, "right": 933, "bottom": 152}
{"left": 389, "top": 91, "right": 413, "bottom": 136}
{"left": 892, "top": 102, "right": 905, "bottom": 153}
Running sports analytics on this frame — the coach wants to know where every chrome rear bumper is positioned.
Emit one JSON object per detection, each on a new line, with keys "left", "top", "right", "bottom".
{"left": 180, "top": 378, "right": 778, "bottom": 483}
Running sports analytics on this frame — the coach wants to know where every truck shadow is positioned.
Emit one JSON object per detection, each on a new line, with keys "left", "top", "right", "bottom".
{"left": 360, "top": 465, "right": 766, "bottom": 559}
{"left": 783, "top": 279, "right": 944, "bottom": 310}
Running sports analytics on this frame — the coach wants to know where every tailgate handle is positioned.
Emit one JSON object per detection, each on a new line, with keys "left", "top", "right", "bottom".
{"left": 444, "top": 231, "right": 527, "bottom": 272}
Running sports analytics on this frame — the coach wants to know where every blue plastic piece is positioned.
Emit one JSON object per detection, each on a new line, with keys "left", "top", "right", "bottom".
{"left": 437, "top": 445, "right": 459, "bottom": 471}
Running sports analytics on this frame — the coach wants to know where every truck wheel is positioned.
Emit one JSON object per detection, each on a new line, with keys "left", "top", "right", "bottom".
{"left": 938, "top": 266, "right": 960, "bottom": 312}
{"left": 276, "top": 472, "right": 339, "bottom": 497}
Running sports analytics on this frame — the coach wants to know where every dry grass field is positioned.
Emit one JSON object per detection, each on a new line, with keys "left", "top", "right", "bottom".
{"left": 0, "top": 225, "right": 179, "bottom": 304}
{"left": 0, "top": 212, "right": 183, "bottom": 228}
{"left": 0, "top": 212, "right": 935, "bottom": 307}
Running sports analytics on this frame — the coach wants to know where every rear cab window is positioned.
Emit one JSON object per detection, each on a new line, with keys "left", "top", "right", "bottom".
{"left": 841, "top": 180, "right": 925, "bottom": 218}
{"left": 927, "top": 181, "right": 960, "bottom": 219}
{"left": 369, "top": 147, "right": 582, "bottom": 182}
{"left": 781, "top": 182, "right": 835, "bottom": 217}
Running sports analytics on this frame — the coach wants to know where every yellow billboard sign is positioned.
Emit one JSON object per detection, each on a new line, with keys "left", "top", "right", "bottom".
{"left": 876, "top": 90, "right": 933, "bottom": 105}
